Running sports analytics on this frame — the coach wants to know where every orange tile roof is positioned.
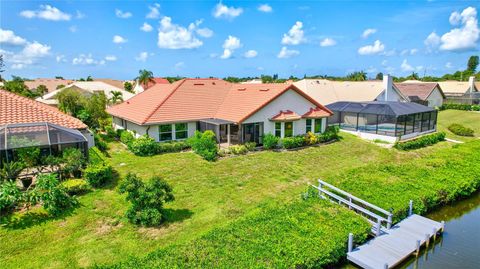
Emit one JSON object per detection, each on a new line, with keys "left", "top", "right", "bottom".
{"left": 302, "top": 107, "right": 332, "bottom": 118}
{"left": 270, "top": 110, "right": 302, "bottom": 121}
{"left": 144, "top": 77, "right": 170, "bottom": 90}
{"left": 24, "top": 79, "right": 73, "bottom": 93}
{"left": 107, "top": 79, "right": 332, "bottom": 125}
{"left": 394, "top": 82, "right": 445, "bottom": 101}
{"left": 0, "top": 89, "right": 87, "bottom": 129}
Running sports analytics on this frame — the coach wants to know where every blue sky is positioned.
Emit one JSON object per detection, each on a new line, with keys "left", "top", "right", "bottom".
{"left": 1, "top": 1, "right": 479, "bottom": 80}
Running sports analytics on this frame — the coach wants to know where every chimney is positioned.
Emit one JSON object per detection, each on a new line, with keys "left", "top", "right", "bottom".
{"left": 383, "top": 74, "right": 393, "bottom": 101}
{"left": 468, "top": 76, "right": 475, "bottom": 93}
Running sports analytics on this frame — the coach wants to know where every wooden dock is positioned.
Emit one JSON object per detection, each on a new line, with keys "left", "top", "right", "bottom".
{"left": 348, "top": 214, "right": 444, "bottom": 269}
{"left": 311, "top": 180, "right": 445, "bottom": 269}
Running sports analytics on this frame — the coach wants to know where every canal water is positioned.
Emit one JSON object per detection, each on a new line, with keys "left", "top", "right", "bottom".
{"left": 343, "top": 192, "right": 480, "bottom": 269}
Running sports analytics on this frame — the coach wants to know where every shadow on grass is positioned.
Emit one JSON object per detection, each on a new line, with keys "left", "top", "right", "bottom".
{"left": 162, "top": 208, "right": 194, "bottom": 225}
{"left": 0, "top": 203, "right": 79, "bottom": 230}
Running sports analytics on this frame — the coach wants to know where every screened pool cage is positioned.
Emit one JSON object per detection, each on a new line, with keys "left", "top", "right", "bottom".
{"left": 326, "top": 101, "right": 438, "bottom": 138}
{"left": 0, "top": 122, "right": 88, "bottom": 166}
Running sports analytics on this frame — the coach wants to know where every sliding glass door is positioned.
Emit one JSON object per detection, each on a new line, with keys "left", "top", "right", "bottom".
{"left": 242, "top": 122, "right": 263, "bottom": 144}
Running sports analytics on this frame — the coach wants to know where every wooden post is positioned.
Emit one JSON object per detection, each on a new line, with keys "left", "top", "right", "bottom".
{"left": 376, "top": 218, "right": 381, "bottom": 237}
{"left": 425, "top": 234, "right": 430, "bottom": 248}
{"left": 433, "top": 228, "right": 437, "bottom": 241}
{"left": 387, "top": 215, "right": 392, "bottom": 229}
{"left": 348, "top": 233, "right": 353, "bottom": 252}
{"left": 416, "top": 240, "right": 421, "bottom": 256}
{"left": 441, "top": 221, "right": 445, "bottom": 232}
{"left": 409, "top": 200, "right": 413, "bottom": 216}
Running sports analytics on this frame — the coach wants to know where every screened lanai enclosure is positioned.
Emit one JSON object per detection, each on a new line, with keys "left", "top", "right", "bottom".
{"left": 326, "top": 101, "right": 438, "bottom": 139}
{"left": 0, "top": 122, "right": 88, "bottom": 166}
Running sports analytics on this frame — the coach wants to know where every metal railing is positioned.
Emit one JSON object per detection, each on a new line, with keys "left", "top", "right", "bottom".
{"left": 311, "top": 179, "right": 393, "bottom": 236}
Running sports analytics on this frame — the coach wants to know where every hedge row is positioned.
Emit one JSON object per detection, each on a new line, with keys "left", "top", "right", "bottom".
{"left": 394, "top": 132, "right": 446, "bottom": 150}
{"left": 118, "top": 130, "right": 190, "bottom": 157}
{"left": 440, "top": 103, "right": 480, "bottom": 111}
{"left": 448, "top": 123, "right": 475, "bottom": 137}
{"left": 86, "top": 147, "right": 113, "bottom": 187}
{"left": 98, "top": 199, "right": 370, "bottom": 269}
{"left": 264, "top": 126, "right": 340, "bottom": 150}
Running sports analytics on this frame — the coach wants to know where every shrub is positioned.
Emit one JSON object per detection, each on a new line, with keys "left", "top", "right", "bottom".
{"left": 394, "top": 132, "right": 446, "bottom": 150}
{"left": 263, "top": 133, "right": 279, "bottom": 149}
{"left": 448, "top": 123, "right": 474, "bottom": 137}
{"left": 16, "top": 147, "right": 40, "bottom": 168}
{"left": 187, "top": 131, "right": 218, "bottom": 161}
{"left": 61, "top": 179, "right": 91, "bottom": 195}
{"left": 440, "top": 103, "right": 480, "bottom": 111}
{"left": 34, "top": 174, "right": 77, "bottom": 216}
{"left": 88, "top": 147, "right": 108, "bottom": 165}
{"left": 120, "top": 130, "right": 135, "bottom": 146}
{"left": 94, "top": 133, "right": 108, "bottom": 152}
{"left": 304, "top": 132, "right": 318, "bottom": 145}
{"left": 0, "top": 161, "right": 25, "bottom": 182}
{"left": 84, "top": 164, "right": 113, "bottom": 187}
{"left": 281, "top": 136, "right": 305, "bottom": 149}
{"left": 317, "top": 126, "right": 340, "bottom": 143}
{"left": 61, "top": 148, "right": 85, "bottom": 179}
{"left": 157, "top": 141, "right": 190, "bottom": 153}
{"left": 244, "top": 142, "right": 257, "bottom": 151}
{"left": 228, "top": 145, "right": 248, "bottom": 155}
{"left": 129, "top": 135, "right": 158, "bottom": 156}
{"left": 0, "top": 181, "right": 22, "bottom": 212}
{"left": 118, "top": 173, "right": 175, "bottom": 226}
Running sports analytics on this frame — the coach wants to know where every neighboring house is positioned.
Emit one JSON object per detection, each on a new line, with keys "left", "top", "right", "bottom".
{"left": 107, "top": 78, "right": 332, "bottom": 145}
{"left": 394, "top": 81, "right": 445, "bottom": 107}
{"left": 294, "top": 75, "right": 408, "bottom": 105}
{"left": 240, "top": 78, "right": 263, "bottom": 84}
{"left": 327, "top": 101, "right": 438, "bottom": 143}
{"left": 439, "top": 77, "right": 479, "bottom": 105}
{"left": 133, "top": 77, "right": 170, "bottom": 94}
{"left": 24, "top": 78, "right": 73, "bottom": 93}
{"left": 0, "top": 89, "right": 93, "bottom": 164}
{"left": 94, "top": 78, "right": 126, "bottom": 90}
{"left": 36, "top": 81, "right": 135, "bottom": 106}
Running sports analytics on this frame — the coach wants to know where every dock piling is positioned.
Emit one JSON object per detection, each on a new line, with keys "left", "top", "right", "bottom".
{"left": 425, "top": 234, "right": 430, "bottom": 248}
{"left": 433, "top": 228, "right": 437, "bottom": 241}
{"left": 348, "top": 233, "right": 353, "bottom": 252}
{"left": 409, "top": 200, "right": 413, "bottom": 216}
{"left": 441, "top": 220, "right": 445, "bottom": 232}
{"left": 416, "top": 240, "right": 421, "bottom": 256}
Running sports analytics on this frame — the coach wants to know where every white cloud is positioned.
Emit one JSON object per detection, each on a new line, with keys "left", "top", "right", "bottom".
{"left": 221, "top": 35, "right": 242, "bottom": 59}
{"left": 22, "top": 41, "right": 50, "bottom": 58}
{"left": 0, "top": 29, "right": 27, "bottom": 45}
{"left": 56, "top": 55, "right": 66, "bottom": 63}
{"left": 277, "top": 46, "right": 299, "bottom": 58}
{"left": 72, "top": 54, "right": 105, "bottom": 65}
{"left": 174, "top": 61, "right": 185, "bottom": 70}
{"left": 115, "top": 9, "right": 132, "bottom": 19}
{"left": 158, "top": 17, "right": 208, "bottom": 49}
{"left": 258, "top": 4, "right": 273, "bottom": 13}
{"left": 362, "top": 28, "right": 377, "bottom": 39}
{"left": 244, "top": 50, "right": 258, "bottom": 58}
{"left": 400, "top": 59, "right": 414, "bottom": 72}
{"left": 320, "top": 38, "right": 336, "bottom": 47}
{"left": 113, "top": 35, "right": 127, "bottom": 44}
{"left": 281, "top": 21, "right": 305, "bottom": 45}
{"left": 445, "top": 62, "right": 453, "bottom": 69}
{"left": 440, "top": 7, "right": 479, "bottom": 51}
{"left": 400, "top": 48, "right": 418, "bottom": 56}
{"left": 146, "top": 3, "right": 161, "bottom": 19}
{"left": 1, "top": 35, "right": 51, "bottom": 69}
{"left": 424, "top": 31, "right": 440, "bottom": 50}
{"left": 140, "top": 22, "right": 153, "bottom": 32}
{"left": 105, "top": 55, "right": 117, "bottom": 61}
{"left": 135, "top": 52, "right": 150, "bottom": 62}
{"left": 20, "top": 5, "right": 71, "bottom": 21}
{"left": 213, "top": 2, "right": 243, "bottom": 19}
{"left": 358, "top": 40, "right": 385, "bottom": 55}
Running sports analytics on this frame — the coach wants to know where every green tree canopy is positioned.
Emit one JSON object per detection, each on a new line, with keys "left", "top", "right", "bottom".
{"left": 467, "top": 55, "right": 479, "bottom": 72}
{"left": 137, "top": 69, "right": 154, "bottom": 88}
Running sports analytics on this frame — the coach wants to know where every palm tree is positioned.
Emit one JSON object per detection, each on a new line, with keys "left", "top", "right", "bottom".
{"left": 109, "top": 91, "right": 124, "bottom": 104}
{"left": 136, "top": 69, "right": 154, "bottom": 89}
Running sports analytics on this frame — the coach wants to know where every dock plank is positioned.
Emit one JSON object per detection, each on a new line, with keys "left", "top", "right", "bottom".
{"left": 347, "top": 214, "right": 443, "bottom": 269}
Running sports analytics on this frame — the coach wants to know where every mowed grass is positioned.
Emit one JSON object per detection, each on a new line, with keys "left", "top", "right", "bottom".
{"left": 437, "top": 110, "right": 480, "bottom": 142}
{"left": 0, "top": 110, "right": 478, "bottom": 268}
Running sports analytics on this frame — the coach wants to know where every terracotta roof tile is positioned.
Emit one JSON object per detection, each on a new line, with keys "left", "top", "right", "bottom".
{"left": 270, "top": 110, "right": 302, "bottom": 121}
{"left": 302, "top": 107, "right": 331, "bottom": 118}
{"left": 107, "top": 79, "right": 332, "bottom": 125}
{"left": 24, "top": 79, "right": 73, "bottom": 93}
{"left": 144, "top": 77, "right": 170, "bottom": 90}
{"left": 394, "top": 82, "right": 444, "bottom": 100}
{"left": 0, "top": 89, "right": 87, "bottom": 129}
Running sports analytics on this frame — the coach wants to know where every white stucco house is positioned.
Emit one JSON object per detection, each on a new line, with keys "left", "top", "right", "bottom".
{"left": 36, "top": 81, "right": 135, "bottom": 106}
{"left": 395, "top": 81, "right": 445, "bottom": 108}
{"left": 107, "top": 78, "right": 332, "bottom": 145}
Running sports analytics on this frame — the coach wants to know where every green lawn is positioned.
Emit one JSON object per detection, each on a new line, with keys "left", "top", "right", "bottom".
{"left": 437, "top": 110, "right": 480, "bottom": 142}
{"left": 1, "top": 110, "right": 479, "bottom": 268}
